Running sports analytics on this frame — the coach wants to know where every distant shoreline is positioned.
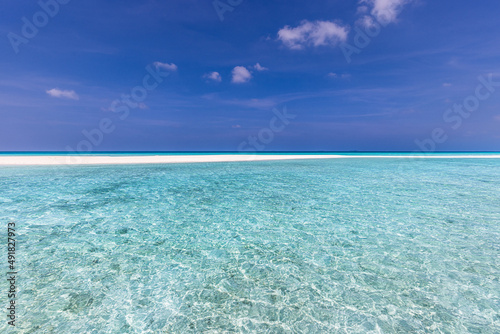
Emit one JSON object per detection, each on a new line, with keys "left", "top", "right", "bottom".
{"left": 1, "top": 154, "right": 500, "bottom": 166}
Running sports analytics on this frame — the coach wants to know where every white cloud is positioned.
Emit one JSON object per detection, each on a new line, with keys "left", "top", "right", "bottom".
{"left": 46, "top": 88, "right": 79, "bottom": 100}
{"left": 204, "top": 71, "right": 222, "bottom": 82}
{"left": 357, "top": 15, "right": 378, "bottom": 29}
{"left": 357, "top": 5, "right": 370, "bottom": 14}
{"left": 253, "top": 63, "right": 268, "bottom": 71}
{"left": 153, "top": 61, "right": 178, "bottom": 71}
{"left": 277, "top": 20, "right": 349, "bottom": 50}
{"left": 443, "top": 83, "right": 452, "bottom": 87}
{"left": 361, "top": 0, "right": 413, "bottom": 25}
{"left": 328, "top": 73, "right": 351, "bottom": 79}
{"left": 231, "top": 66, "right": 252, "bottom": 84}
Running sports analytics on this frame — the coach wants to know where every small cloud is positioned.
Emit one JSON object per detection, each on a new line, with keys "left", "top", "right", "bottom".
{"left": 232, "top": 124, "right": 241, "bottom": 128}
{"left": 46, "top": 88, "right": 79, "bottom": 100}
{"left": 232, "top": 66, "right": 252, "bottom": 84}
{"left": 138, "top": 103, "right": 148, "bottom": 109}
{"left": 357, "top": 5, "right": 370, "bottom": 14}
{"left": 204, "top": 71, "right": 222, "bottom": 82}
{"left": 153, "top": 61, "right": 178, "bottom": 71}
{"left": 253, "top": 63, "right": 268, "bottom": 71}
{"left": 277, "top": 20, "right": 349, "bottom": 50}
{"left": 494, "top": 115, "right": 500, "bottom": 122}
{"left": 360, "top": 0, "right": 414, "bottom": 25}
{"left": 328, "top": 72, "right": 350, "bottom": 79}
{"left": 443, "top": 83, "right": 452, "bottom": 87}
{"left": 357, "top": 15, "right": 377, "bottom": 29}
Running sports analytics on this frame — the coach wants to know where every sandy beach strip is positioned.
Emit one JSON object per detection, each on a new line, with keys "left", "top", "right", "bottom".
{"left": 0, "top": 154, "right": 344, "bottom": 166}
{"left": 0, "top": 154, "right": 500, "bottom": 166}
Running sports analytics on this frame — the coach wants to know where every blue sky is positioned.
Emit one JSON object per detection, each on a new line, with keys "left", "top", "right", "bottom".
{"left": 1, "top": 0, "right": 499, "bottom": 152}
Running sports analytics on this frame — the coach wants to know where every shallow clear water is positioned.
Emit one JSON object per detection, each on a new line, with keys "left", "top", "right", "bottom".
{"left": 1, "top": 158, "right": 499, "bottom": 333}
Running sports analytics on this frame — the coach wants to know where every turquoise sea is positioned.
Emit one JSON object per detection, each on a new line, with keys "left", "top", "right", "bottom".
{"left": 1, "top": 157, "right": 499, "bottom": 333}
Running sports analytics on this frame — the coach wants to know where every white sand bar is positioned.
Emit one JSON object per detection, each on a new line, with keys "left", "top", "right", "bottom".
{"left": 0, "top": 154, "right": 499, "bottom": 166}
{"left": 0, "top": 154, "right": 343, "bottom": 166}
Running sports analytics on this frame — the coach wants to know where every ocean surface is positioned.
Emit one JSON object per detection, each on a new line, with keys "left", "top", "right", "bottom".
{"left": 1, "top": 157, "right": 499, "bottom": 333}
